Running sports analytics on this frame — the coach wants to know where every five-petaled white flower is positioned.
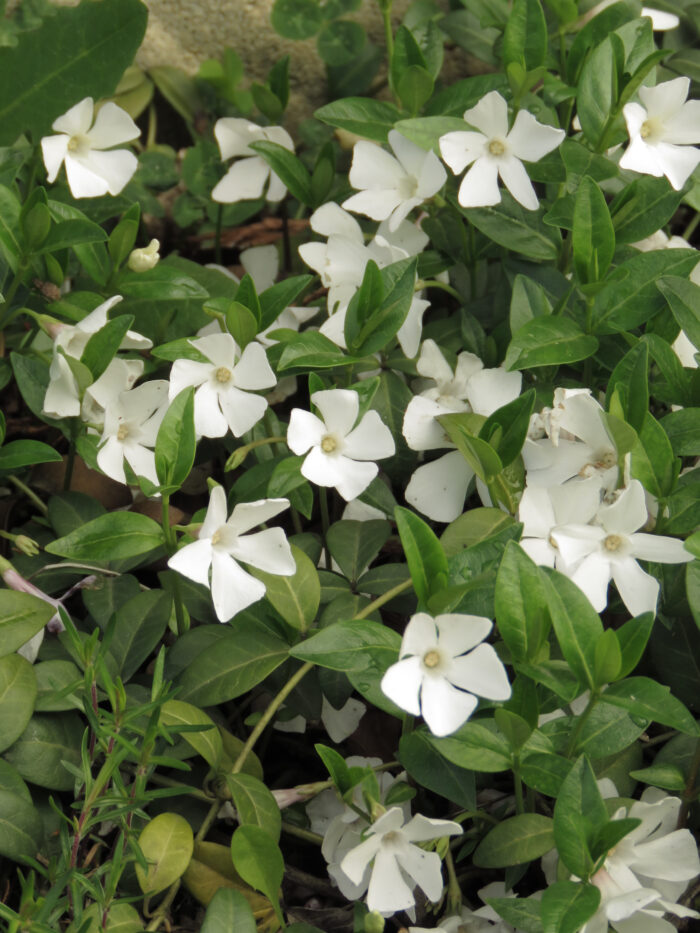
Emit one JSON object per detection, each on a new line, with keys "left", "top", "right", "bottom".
{"left": 439, "top": 90, "right": 565, "bottom": 210}
{"left": 551, "top": 479, "right": 693, "bottom": 616}
{"left": 287, "top": 389, "right": 395, "bottom": 501}
{"left": 381, "top": 612, "right": 511, "bottom": 737}
{"left": 168, "top": 333, "right": 276, "bottom": 439}
{"left": 339, "top": 806, "right": 462, "bottom": 917}
{"left": 342, "top": 129, "right": 447, "bottom": 231}
{"left": 41, "top": 97, "right": 140, "bottom": 198}
{"left": 581, "top": 788, "right": 700, "bottom": 933}
{"left": 96, "top": 380, "right": 170, "bottom": 486}
{"left": 620, "top": 77, "right": 700, "bottom": 190}
{"left": 168, "top": 486, "right": 295, "bottom": 622}
{"left": 211, "top": 118, "right": 294, "bottom": 203}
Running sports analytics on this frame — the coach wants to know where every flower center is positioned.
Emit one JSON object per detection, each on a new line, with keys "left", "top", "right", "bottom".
{"left": 216, "top": 366, "right": 232, "bottom": 384}
{"left": 321, "top": 434, "right": 337, "bottom": 453}
{"left": 67, "top": 134, "right": 90, "bottom": 156}
{"left": 488, "top": 138, "right": 506, "bottom": 156}
{"left": 211, "top": 529, "right": 222, "bottom": 545}
{"left": 117, "top": 424, "right": 129, "bottom": 441}
{"left": 423, "top": 649, "right": 441, "bottom": 669}
{"left": 548, "top": 534, "right": 558, "bottom": 550}
{"left": 603, "top": 534, "right": 623, "bottom": 552}
{"left": 579, "top": 449, "right": 616, "bottom": 477}
{"left": 398, "top": 174, "right": 419, "bottom": 199}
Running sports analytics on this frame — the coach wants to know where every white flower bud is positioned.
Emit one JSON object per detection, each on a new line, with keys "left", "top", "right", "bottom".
{"left": 127, "top": 238, "right": 160, "bottom": 272}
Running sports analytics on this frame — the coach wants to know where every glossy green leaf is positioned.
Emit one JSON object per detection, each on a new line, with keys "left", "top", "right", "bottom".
{"left": 600, "top": 677, "right": 699, "bottom": 735}
{"left": 502, "top": 0, "right": 547, "bottom": 70}
{"left": 249, "top": 140, "right": 312, "bottom": 206}
{"left": 3, "top": 712, "right": 82, "bottom": 791}
{"left": 252, "top": 544, "right": 319, "bottom": 632}
{"left": 541, "top": 881, "right": 601, "bottom": 933}
{"left": 160, "top": 701, "right": 223, "bottom": 770}
{"left": 395, "top": 506, "right": 449, "bottom": 603}
{"left": 201, "top": 888, "right": 256, "bottom": 933}
{"left": 226, "top": 774, "right": 282, "bottom": 842}
{"left": 0, "top": 591, "right": 56, "bottom": 658}
{"left": 0, "top": 789, "right": 44, "bottom": 862}
{"left": 572, "top": 175, "right": 615, "bottom": 284}
{"left": 474, "top": 814, "right": 555, "bottom": 868}
{"left": 290, "top": 618, "right": 400, "bottom": 671}
{"left": 230, "top": 826, "right": 285, "bottom": 925}
{"left": 136, "top": 812, "right": 194, "bottom": 896}
{"left": 495, "top": 542, "right": 549, "bottom": 663}
{"left": 541, "top": 568, "right": 603, "bottom": 690}
{"left": 46, "top": 511, "right": 164, "bottom": 562}
{"left": 314, "top": 97, "right": 401, "bottom": 142}
{"left": 0, "top": 439, "right": 62, "bottom": 471}
{"left": 399, "top": 731, "right": 476, "bottom": 810}
{"left": 553, "top": 755, "right": 607, "bottom": 878}
{"left": 327, "top": 520, "right": 391, "bottom": 583}
{"left": 155, "top": 387, "right": 197, "bottom": 491}
{"left": 429, "top": 719, "right": 512, "bottom": 773}
{"left": 505, "top": 316, "right": 598, "bottom": 370}
{"left": 657, "top": 275, "right": 700, "bottom": 354}
{"left": 0, "top": 654, "right": 37, "bottom": 753}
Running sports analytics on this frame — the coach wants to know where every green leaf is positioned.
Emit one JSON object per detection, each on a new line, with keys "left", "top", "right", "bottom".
{"left": 487, "top": 897, "right": 544, "bottom": 933}
{"left": 346, "top": 257, "right": 417, "bottom": 356}
{"left": 394, "top": 505, "right": 449, "bottom": 603}
{"left": 610, "top": 176, "right": 685, "bottom": 245}
{"left": 201, "top": 889, "right": 256, "bottom": 933}
{"left": 541, "top": 568, "right": 603, "bottom": 690}
{"left": 474, "top": 814, "right": 555, "bottom": 868}
{"left": 600, "top": 677, "right": 699, "bottom": 735}
{"left": 252, "top": 544, "right": 320, "bottom": 632}
{"left": 566, "top": 1, "right": 635, "bottom": 84}
{"left": 271, "top": 0, "right": 323, "bottom": 39}
{"left": 277, "top": 331, "right": 357, "bottom": 371}
{"left": 397, "top": 65, "right": 434, "bottom": 115}
{"left": 46, "top": 511, "right": 164, "bottom": 562}
{"left": 399, "top": 731, "right": 476, "bottom": 810}
{"left": 520, "top": 751, "right": 572, "bottom": 797}
{"left": 576, "top": 34, "right": 623, "bottom": 150}
{"left": 495, "top": 542, "right": 549, "bottom": 663}
{"left": 259, "top": 274, "right": 312, "bottom": 330}
{"left": 80, "top": 314, "right": 135, "bottom": 381}
{"left": 591, "top": 249, "right": 699, "bottom": 334}
{"left": 136, "top": 813, "right": 194, "bottom": 896}
{"left": 290, "top": 618, "right": 400, "bottom": 672}
{"left": 155, "top": 387, "right": 197, "bottom": 491}
{"left": 0, "top": 789, "right": 44, "bottom": 862}
{"left": 657, "top": 275, "right": 700, "bottom": 355}
{"left": 37, "top": 217, "right": 108, "bottom": 255}
{"left": 439, "top": 412, "right": 503, "bottom": 481}
{"left": 593, "top": 628, "right": 622, "bottom": 687}
{"left": 0, "top": 438, "right": 62, "bottom": 471}
{"left": 230, "top": 826, "right": 285, "bottom": 926}
{"left": 462, "top": 193, "right": 561, "bottom": 261}
{"left": 502, "top": 0, "right": 547, "bottom": 71}
{"left": 553, "top": 755, "right": 607, "bottom": 878}
{"left": 314, "top": 97, "right": 402, "bottom": 142}
{"left": 572, "top": 176, "right": 615, "bottom": 284}
{"left": 509, "top": 273, "right": 553, "bottom": 333}
{"left": 541, "top": 881, "right": 601, "bottom": 933}
{"left": 0, "top": 589, "right": 56, "bottom": 658}
{"left": 495, "top": 709, "right": 533, "bottom": 751}
{"left": 480, "top": 389, "right": 535, "bottom": 467}
{"left": 616, "top": 613, "right": 654, "bottom": 679}
{"left": 628, "top": 762, "right": 686, "bottom": 792}
{"left": 160, "top": 700, "right": 224, "bottom": 770}
{"left": 0, "top": 654, "right": 37, "bottom": 753}
{"left": 249, "top": 140, "right": 312, "bottom": 206}
{"left": 226, "top": 774, "right": 282, "bottom": 842}
{"left": 0, "top": 0, "right": 147, "bottom": 146}
{"left": 3, "top": 712, "right": 82, "bottom": 791}
{"left": 175, "top": 621, "right": 289, "bottom": 706}
{"left": 107, "top": 590, "right": 172, "bottom": 682}
{"left": 660, "top": 408, "right": 700, "bottom": 456}
{"left": 505, "top": 316, "right": 598, "bottom": 370}
{"left": 34, "top": 660, "right": 81, "bottom": 713}
{"left": 326, "top": 519, "right": 390, "bottom": 583}
{"left": 605, "top": 341, "right": 649, "bottom": 435}
{"left": 317, "top": 20, "right": 365, "bottom": 67}
{"left": 429, "top": 719, "right": 512, "bottom": 772}
{"left": 108, "top": 203, "right": 140, "bottom": 268}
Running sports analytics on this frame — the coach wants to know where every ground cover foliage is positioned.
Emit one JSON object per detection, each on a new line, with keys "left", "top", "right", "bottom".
{"left": 0, "top": 0, "right": 700, "bottom": 930}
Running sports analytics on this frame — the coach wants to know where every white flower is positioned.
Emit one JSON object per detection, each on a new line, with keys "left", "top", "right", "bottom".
{"left": 619, "top": 77, "right": 700, "bottom": 190}
{"left": 287, "top": 389, "right": 395, "bottom": 501}
{"left": 551, "top": 479, "right": 693, "bottom": 615}
{"left": 518, "top": 478, "right": 602, "bottom": 569}
{"left": 439, "top": 91, "right": 565, "bottom": 210}
{"left": 342, "top": 129, "right": 447, "bottom": 232}
{"left": 96, "top": 380, "right": 170, "bottom": 486}
{"left": 168, "top": 333, "right": 276, "bottom": 439}
{"left": 42, "top": 296, "right": 151, "bottom": 420}
{"left": 41, "top": 97, "right": 140, "bottom": 198}
{"left": 381, "top": 612, "right": 511, "bottom": 737}
{"left": 168, "top": 486, "right": 295, "bottom": 622}
{"left": 582, "top": 789, "right": 700, "bottom": 933}
{"left": 523, "top": 389, "right": 618, "bottom": 491}
{"left": 672, "top": 329, "right": 698, "bottom": 369}
{"left": 211, "top": 118, "right": 294, "bottom": 203}
{"left": 339, "top": 806, "right": 462, "bottom": 916}
{"left": 410, "top": 882, "right": 517, "bottom": 932}
{"left": 403, "top": 340, "right": 522, "bottom": 522}
{"left": 299, "top": 204, "right": 430, "bottom": 356}
{"left": 80, "top": 358, "right": 144, "bottom": 426}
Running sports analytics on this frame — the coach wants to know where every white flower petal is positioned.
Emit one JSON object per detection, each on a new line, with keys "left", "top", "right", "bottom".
{"left": 629, "top": 831, "right": 700, "bottom": 882}
{"left": 226, "top": 497, "right": 290, "bottom": 536}
{"left": 405, "top": 451, "right": 473, "bottom": 523}
{"left": 211, "top": 156, "right": 269, "bottom": 203}
{"left": 217, "top": 385, "right": 268, "bottom": 436}
{"left": 629, "top": 532, "right": 693, "bottom": 564}
{"left": 610, "top": 557, "right": 659, "bottom": 617}
{"left": 214, "top": 118, "right": 260, "bottom": 159}
{"left": 168, "top": 538, "right": 213, "bottom": 587}
{"left": 87, "top": 102, "right": 140, "bottom": 149}
{"left": 123, "top": 443, "right": 158, "bottom": 484}
{"left": 312, "top": 388, "right": 359, "bottom": 437}
{"left": 420, "top": 674, "right": 479, "bottom": 736}
{"left": 599, "top": 481, "right": 647, "bottom": 535}
{"left": 467, "top": 367, "right": 522, "bottom": 416}
{"left": 228, "top": 528, "right": 295, "bottom": 575}
{"left": 201, "top": 485, "right": 229, "bottom": 538}
{"left": 403, "top": 395, "right": 456, "bottom": 451}
{"left": 653, "top": 141, "right": 700, "bottom": 190}
{"left": 344, "top": 411, "right": 395, "bottom": 461}
{"left": 436, "top": 614, "right": 492, "bottom": 656}
{"left": 339, "top": 833, "right": 383, "bottom": 885}
{"left": 348, "top": 140, "right": 405, "bottom": 191}
{"left": 231, "top": 342, "right": 276, "bottom": 390}
{"left": 395, "top": 845, "right": 444, "bottom": 902}
{"left": 380, "top": 656, "right": 423, "bottom": 715}
{"left": 448, "top": 643, "right": 512, "bottom": 701}
{"left": 464, "top": 91, "right": 510, "bottom": 139}
{"left": 41, "top": 134, "right": 69, "bottom": 183}
{"left": 210, "top": 548, "right": 266, "bottom": 621}
{"left": 52, "top": 96, "right": 94, "bottom": 135}
{"left": 240, "top": 244, "right": 278, "bottom": 291}
{"left": 321, "top": 697, "right": 365, "bottom": 744}
{"left": 77, "top": 149, "right": 138, "bottom": 196}
{"left": 96, "top": 435, "right": 127, "bottom": 484}
{"left": 498, "top": 154, "right": 540, "bottom": 210}
{"left": 342, "top": 188, "right": 405, "bottom": 223}
{"left": 193, "top": 381, "right": 229, "bottom": 437}
{"left": 401, "top": 612, "right": 438, "bottom": 657}
{"left": 367, "top": 847, "right": 416, "bottom": 914}
{"left": 287, "top": 408, "right": 326, "bottom": 455}
{"left": 457, "top": 156, "right": 502, "bottom": 208}
{"left": 64, "top": 154, "right": 110, "bottom": 198}
{"left": 507, "top": 110, "right": 565, "bottom": 162}
{"left": 309, "top": 202, "right": 364, "bottom": 241}
{"left": 570, "top": 552, "right": 612, "bottom": 612}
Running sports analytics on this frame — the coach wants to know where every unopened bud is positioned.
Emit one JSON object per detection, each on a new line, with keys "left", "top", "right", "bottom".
{"left": 364, "top": 910, "right": 385, "bottom": 933}
{"left": 127, "top": 238, "right": 160, "bottom": 272}
{"left": 14, "top": 534, "right": 40, "bottom": 557}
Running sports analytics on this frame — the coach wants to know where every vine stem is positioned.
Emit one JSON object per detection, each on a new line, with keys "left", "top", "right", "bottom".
{"left": 161, "top": 494, "right": 188, "bottom": 634}
{"left": 8, "top": 475, "right": 48, "bottom": 515}
{"left": 231, "top": 579, "right": 413, "bottom": 775}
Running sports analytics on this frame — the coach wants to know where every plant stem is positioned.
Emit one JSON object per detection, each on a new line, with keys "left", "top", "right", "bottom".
{"left": 8, "top": 475, "right": 48, "bottom": 515}
{"left": 357, "top": 577, "right": 412, "bottom": 617}
{"left": 418, "top": 278, "right": 462, "bottom": 302}
{"left": 512, "top": 754, "right": 525, "bottom": 814}
{"left": 379, "top": 0, "right": 394, "bottom": 67}
{"left": 281, "top": 821, "right": 323, "bottom": 845}
{"left": 161, "top": 494, "right": 188, "bottom": 634}
{"left": 145, "top": 880, "right": 180, "bottom": 932}
{"left": 683, "top": 211, "right": 700, "bottom": 242}
{"left": 214, "top": 203, "right": 223, "bottom": 266}
{"left": 232, "top": 661, "right": 315, "bottom": 774}
{"left": 319, "top": 487, "right": 331, "bottom": 569}
{"left": 194, "top": 799, "right": 222, "bottom": 844}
